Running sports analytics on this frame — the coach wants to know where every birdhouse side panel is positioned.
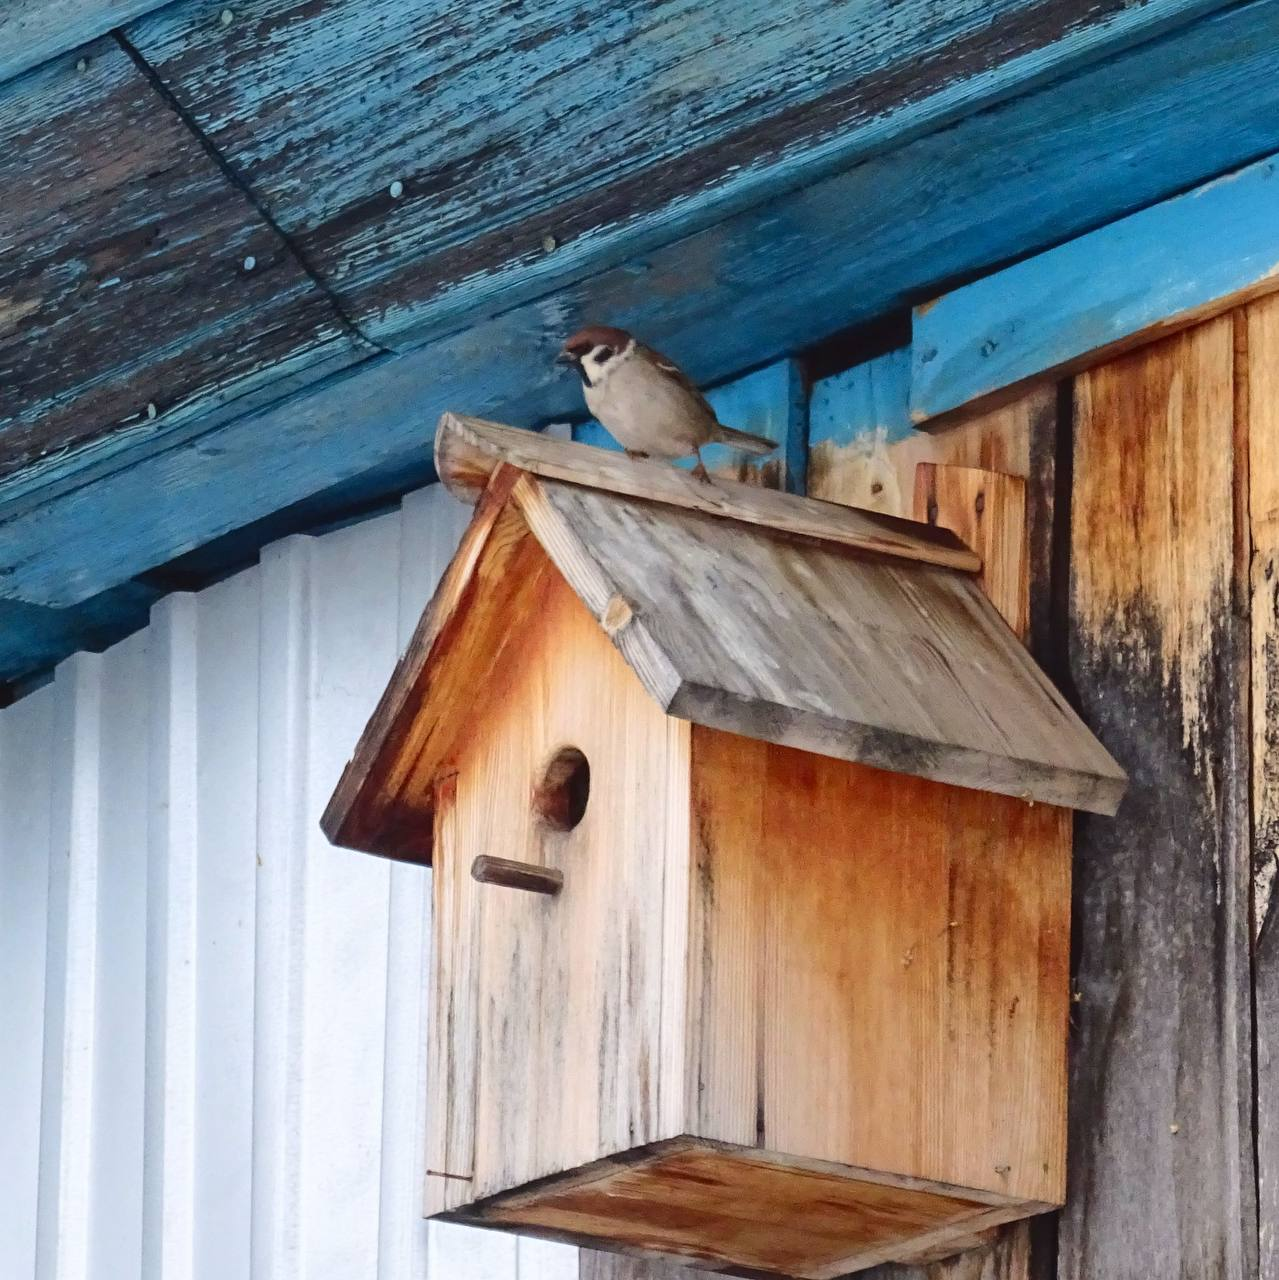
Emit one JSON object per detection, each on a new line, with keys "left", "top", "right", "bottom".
{"left": 425, "top": 555, "right": 692, "bottom": 1213}
{"left": 685, "top": 725, "right": 1071, "bottom": 1206}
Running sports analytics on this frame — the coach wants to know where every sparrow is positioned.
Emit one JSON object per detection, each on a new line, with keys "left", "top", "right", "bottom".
{"left": 556, "top": 325, "right": 776, "bottom": 482}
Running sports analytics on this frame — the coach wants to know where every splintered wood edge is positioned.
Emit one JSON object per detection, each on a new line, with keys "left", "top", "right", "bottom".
{"left": 435, "top": 412, "right": 982, "bottom": 574}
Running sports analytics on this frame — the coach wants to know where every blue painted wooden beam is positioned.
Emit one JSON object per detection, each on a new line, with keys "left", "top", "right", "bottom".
{"left": 911, "top": 151, "right": 1279, "bottom": 422}
{"left": 0, "top": 1, "right": 172, "bottom": 85}
{"left": 9, "top": 0, "right": 1279, "bottom": 610}
{"left": 127, "top": 0, "right": 1237, "bottom": 354}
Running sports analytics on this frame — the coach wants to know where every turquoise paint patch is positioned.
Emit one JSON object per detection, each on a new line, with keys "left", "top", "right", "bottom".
{"left": 810, "top": 349, "right": 912, "bottom": 449}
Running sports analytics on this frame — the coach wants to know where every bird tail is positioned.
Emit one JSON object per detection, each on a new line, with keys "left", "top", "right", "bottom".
{"left": 711, "top": 423, "right": 777, "bottom": 456}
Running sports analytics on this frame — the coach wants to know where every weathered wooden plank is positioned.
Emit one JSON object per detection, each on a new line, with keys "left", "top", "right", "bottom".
{"left": 0, "top": 36, "right": 360, "bottom": 493}
{"left": 0, "top": 1, "right": 172, "bottom": 85}
{"left": 1059, "top": 317, "right": 1256, "bottom": 1278}
{"left": 469, "top": 1140, "right": 1036, "bottom": 1279}
{"left": 520, "top": 476, "right": 1125, "bottom": 814}
{"left": 126, "top": 0, "right": 1237, "bottom": 350}
{"left": 912, "top": 149, "right": 1279, "bottom": 422}
{"left": 1245, "top": 293, "right": 1279, "bottom": 1278}
{"left": 435, "top": 414, "right": 981, "bottom": 574}
{"left": 11, "top": 0, "right": 1279, "bottom": 622}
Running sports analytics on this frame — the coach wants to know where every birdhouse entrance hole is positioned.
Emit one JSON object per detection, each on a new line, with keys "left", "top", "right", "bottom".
{"left": 532, "top": 746, "right": 590, "bottom": 831}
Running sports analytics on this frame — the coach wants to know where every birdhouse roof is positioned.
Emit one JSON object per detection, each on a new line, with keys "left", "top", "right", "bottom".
{"left": 322, "top": 414, "right": 1125, "bottom": 860}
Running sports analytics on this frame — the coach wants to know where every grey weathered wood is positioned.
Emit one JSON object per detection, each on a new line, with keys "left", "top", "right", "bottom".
{"left": 1058, "top": 318, "right": 1256, "bottom": 1278}
{"left": 471, "top": 856, "right": 563, "bottom": 897}
{"left": 435, "top": 413, "right": 981, "bottom": 573}
{"left": 517, "top": 474, "right": 1126, "bottom": 815}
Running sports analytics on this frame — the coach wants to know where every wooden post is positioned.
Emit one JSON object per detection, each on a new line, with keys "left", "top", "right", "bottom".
{"left": 1244, "top": 294, "right": 1279, "bottom": 1276}
{"left": 1058, "top": 317, "right": 1255, "bottom": 1278}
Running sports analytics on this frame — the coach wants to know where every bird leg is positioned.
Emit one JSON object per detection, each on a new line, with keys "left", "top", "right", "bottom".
{"left": 692, "top": 449, "right": 713, "bottom": 485}
{"left": 624, "top": 449, "right": 649, "bottom": 461}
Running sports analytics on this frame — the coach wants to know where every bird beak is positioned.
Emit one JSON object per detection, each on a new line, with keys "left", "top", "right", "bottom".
{"left": 555, "top": 350, "right": 576, "bottom": 367}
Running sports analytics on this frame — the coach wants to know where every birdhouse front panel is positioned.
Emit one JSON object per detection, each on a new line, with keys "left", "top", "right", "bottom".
{"left": 424, "top": 546, "right": 693, "bottom": 1215}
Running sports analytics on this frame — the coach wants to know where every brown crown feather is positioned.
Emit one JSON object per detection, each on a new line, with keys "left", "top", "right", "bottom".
{"left": 560, "top": 325, "right": 634, "bottom": 357}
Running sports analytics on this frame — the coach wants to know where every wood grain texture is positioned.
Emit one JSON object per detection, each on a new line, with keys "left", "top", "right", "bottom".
{"left": 915, "top": 467, "right": 1029, "bottom": 640}
{"left": 464, "top": 1140, "right": 1041, "bottom": 1279}
{"left": 124, "top": 0, "right": 1235, "bottom": 350}
{"left": 810, "top": 390, "right": 1062, "bottom": 1280}
{"left": 0, "top": 36, "right": 357, "bottom": 492}
{"left": 523, "top": 476, "right": 1125, "bottom": 814}
{"left": 912, "top": 149, "right": 1279, "bottom": 423}
{"left": 808, "top": 354, "right": 1044, "bottom": 520}
{"left": 1245, "top": 293, "right": 1279, "bottom": 1277}
{"left": 436, "top": 414, "right": 980, "bottom": 573}
{"left": 424, "top": 561, "right": 691, "bottom": 1207}
{"left": 686, "top": 728, "right": 1070, "bottom": 1206}
{"left": 321, "top": 466, "right": 526, "bottom": 859}
{"left": 1059, "top": 317, "right": 1256, "bottom": 1278}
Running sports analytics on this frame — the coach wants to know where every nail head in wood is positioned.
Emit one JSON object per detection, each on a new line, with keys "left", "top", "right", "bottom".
{"left": 471, "top": 855, "right": 564, "bottom": 896}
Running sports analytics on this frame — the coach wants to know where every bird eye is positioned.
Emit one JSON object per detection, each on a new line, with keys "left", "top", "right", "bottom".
{"left": 594, "top": 346, "right": 613, "bottom": 362}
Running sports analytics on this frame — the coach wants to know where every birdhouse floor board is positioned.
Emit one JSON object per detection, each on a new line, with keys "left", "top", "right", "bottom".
{"left": 448, "top": 1139, "right": 1046, "bottom": 1279}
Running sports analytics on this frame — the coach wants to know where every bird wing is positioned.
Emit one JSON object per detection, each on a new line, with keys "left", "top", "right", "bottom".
{"left": 646, "top": 346, "right": 719, "bottom": 421}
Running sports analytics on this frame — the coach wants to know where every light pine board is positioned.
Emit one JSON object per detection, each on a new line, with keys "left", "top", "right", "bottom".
{"left": 0, "top": 484, "right": 579, "bottom": 1280}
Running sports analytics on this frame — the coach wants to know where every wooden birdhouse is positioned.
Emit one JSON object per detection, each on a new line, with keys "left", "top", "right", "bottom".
{"left": 322, "top": 414, "right": 1126, "bottom": 1278}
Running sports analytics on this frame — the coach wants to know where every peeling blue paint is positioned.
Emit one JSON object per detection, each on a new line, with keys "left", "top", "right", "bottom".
{"left": 810, "top": 349, "right": 913, "bottom": 451}
{"left": 912, "top": 149, "right": 1279, "bottom": 420}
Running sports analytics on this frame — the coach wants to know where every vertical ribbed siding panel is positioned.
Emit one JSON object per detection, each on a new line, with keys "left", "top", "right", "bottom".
{"left": 144, "top": 596, "right": 199, "bottom": 1280}
{"left": 92, "top": 631, "right": 152, "bottom": 1277}
{"left": 302, "top": 513, "right": 399, "bottom": 1272}
{"left": 252, "top": 537, "right": 313, "bottom": 1280}
{"left": 1, "top": 477, "right": 591, "bottom": 1280}
{"left": 35, "top": 654, "right": 104, "bottom": 1280}
{"left": 193, "top": 571, "right": 260, "bottom": 1280}
{"left": 0, "top": 683, "right": 55, "bottom": 1276}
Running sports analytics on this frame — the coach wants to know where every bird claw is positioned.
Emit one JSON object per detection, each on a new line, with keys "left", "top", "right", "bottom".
{"left": 692, "top": 460, "right": 713, "bottom": 485}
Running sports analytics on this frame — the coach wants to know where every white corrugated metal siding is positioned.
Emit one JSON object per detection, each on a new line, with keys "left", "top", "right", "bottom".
{"left": 0, "top": 483, "right": 580, "bottom": 1280}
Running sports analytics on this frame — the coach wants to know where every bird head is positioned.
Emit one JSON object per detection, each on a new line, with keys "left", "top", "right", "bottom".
{"left": 556, "top": 325, "right": 634, "bottom": 386}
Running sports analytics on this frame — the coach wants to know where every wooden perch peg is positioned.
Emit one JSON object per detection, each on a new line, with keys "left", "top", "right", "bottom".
{"left": 471, "top": 855, "right": 564, "bottom": 896}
